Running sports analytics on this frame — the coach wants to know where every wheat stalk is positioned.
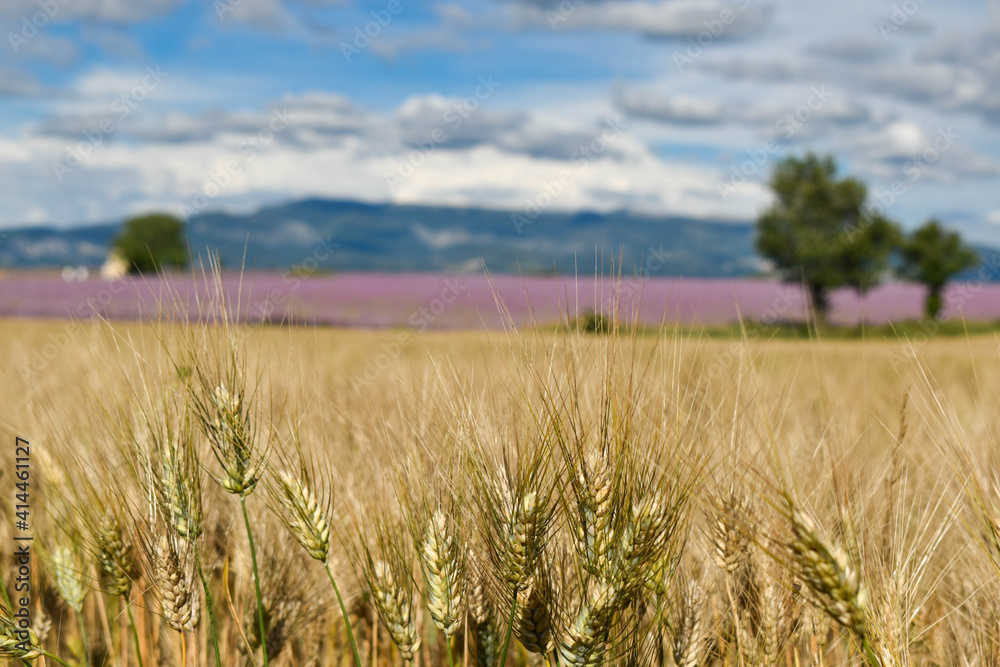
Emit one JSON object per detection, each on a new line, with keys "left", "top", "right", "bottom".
{"left": 0, "top": 604, "right": 42, "bottom": 660}
{"left": 671, "top": 579, "right": 706, "bottom": 667}
{"left": 469, "top": 569, "right": 501, "bottom": 667}
{"left": 95, "top": 514, "right": 136, "bottom": 597}
{"left": 574, "top": 448, "right": 615, "bottom": 576}
{"left": 514, "top": 575, "right": 554, "bottom": 655}
{"left": 784, "top": 498, "right": 879, "bottom": 665}
{"left": 711, "top": 492, "right": 753, "bottom": 575}
{"left": 273, "top": 467, "right": 362, "bottom": 667}
{"left": 556, "top": 579, "right": 618, "bottom": 666}
{"left": 50, "top": 544, "right": 88, "bottom": 613}
{"left": 419, "top": 508, "right": 464, "bottom": 640}
{"left": 155, "top": 533, "right": 201, "bottom": 633}
{"left": 787, "top": 506, "right": 867, "bottom": 634}
{"left": 275, "top": 469, "right": 330, "bottom": 561}
{"left": 155, "top": 441, "right": 204, "bottom": 542}
{"left": 191, "top": 371, "right": 270, "bottom": 665}
{"left": 366, "top": 558, "right": 422, "bottom": 662}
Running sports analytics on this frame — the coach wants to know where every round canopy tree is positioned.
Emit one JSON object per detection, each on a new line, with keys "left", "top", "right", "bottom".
{"left": 112, "top": 213, "right": 189, "bottom": 274}
{"left": 756, "top": 153, "right": 900, "bottom": 323}
{"left": 900, "top": 219, "right": 978, "bottom": 319}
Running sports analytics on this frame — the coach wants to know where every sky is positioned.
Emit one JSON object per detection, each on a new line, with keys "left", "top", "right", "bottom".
{"left": 1, "top": 0, "right": 998, "bottom": 243}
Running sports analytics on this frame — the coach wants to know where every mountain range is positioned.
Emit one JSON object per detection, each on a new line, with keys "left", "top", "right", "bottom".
{"left": 0, "top": 199, "right": 994, "bottom": 280}
{"left": 0, "top": 199, "right": 762, "bottom": 277}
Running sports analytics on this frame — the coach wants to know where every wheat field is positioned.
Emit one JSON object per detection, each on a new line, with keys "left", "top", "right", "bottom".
{"left": 1, "top": 299, "right": 999, "bottom": 666}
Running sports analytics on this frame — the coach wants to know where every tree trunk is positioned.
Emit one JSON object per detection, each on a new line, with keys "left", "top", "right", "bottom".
{"left": 925, "top": 285, "right": 944, "bottom": 320}
{"left": 806, "top": 283, "right": 829, "bottom": 326}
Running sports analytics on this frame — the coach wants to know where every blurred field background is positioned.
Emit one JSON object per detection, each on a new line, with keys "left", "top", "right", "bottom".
{"left": 3, "top": 271, "right": 1000, "bottom": 330}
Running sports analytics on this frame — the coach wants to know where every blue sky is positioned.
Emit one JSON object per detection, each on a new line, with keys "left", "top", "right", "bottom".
{"left": 1, "top": 0, "right": 999, "bottom": 243}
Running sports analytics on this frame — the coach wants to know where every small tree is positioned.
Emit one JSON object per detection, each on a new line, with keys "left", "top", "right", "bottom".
{"left": 899, "top": 219, "right": 978, "bottom": 319}
{"left": 112, "top": 213, "right": 189, "bottom": 274}
{"left": 756, "top": 153, "right": 900, "bottom": 323}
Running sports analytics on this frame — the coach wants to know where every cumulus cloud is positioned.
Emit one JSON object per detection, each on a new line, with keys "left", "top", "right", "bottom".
{"left": 1, "top": 0, "right": 999, "bottom": 237}
{"left": 698, "top": 58, "right": 822, "bottom": 83}
{"left": 613, "top": 85, "right": 872, "bottom": 132}
{"left": 506, "top": 0, "right": 774, "bottom": 39}
{"left": 809, "top": 36, "right": 891, "bottom": 63}
{"left": 0, "top": 83, "right": 749, "bottom": 226}
{"left": 847, "top": 120, "right": 999, "bottom": 181}
{"left": 0, "top": 69, "right": 45, "bottom": 97}
{"left": 0, "top": 0, "right": 182, "bottom": 23}
{"left": 614, "top": 89, "right": 731, "bottom": 125}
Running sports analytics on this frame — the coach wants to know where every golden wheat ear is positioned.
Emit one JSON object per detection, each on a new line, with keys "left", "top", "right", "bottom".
{"left": 417, "top": 506, "right": 464, "bottom": 639}
{"left": 350, "top": 504, "right": 423, "bottom": 663}
{"left": 154, "top": 532, "right": 202, "bottom": 633}
{"left": 272, "top": 468, "right": 331, "bottom": 562}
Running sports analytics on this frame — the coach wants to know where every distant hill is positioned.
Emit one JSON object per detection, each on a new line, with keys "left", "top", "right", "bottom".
{"left": 0, "top": 199, "right": 995, "bottom": 280}
{"left": 0, "top": 199, "right": 762, "bottom": 277}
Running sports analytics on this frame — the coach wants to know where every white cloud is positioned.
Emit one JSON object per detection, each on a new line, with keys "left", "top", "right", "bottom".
{"left": 0, "top": 0, "right": 182, "bottom": 23}
{"left": 0, "top": 87, "right": 756, "bottom": 226}
{"left": 508, "top": 0, "right": 773, "bottom": 39}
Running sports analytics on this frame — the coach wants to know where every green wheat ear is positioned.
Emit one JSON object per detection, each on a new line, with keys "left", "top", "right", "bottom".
{"left": 50, "top": 544, "right": 88, "bottom": 613}
{"left": 787, "top": 504, "right": 868, "bottom": 636}
{"left": 0, "top": 605, "right": 42, "bottom": 660}
{"left": 95, "top": 514, "right": 137, "bottom": 597}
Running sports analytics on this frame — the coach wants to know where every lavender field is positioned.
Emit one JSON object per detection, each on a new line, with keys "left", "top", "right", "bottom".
{"left": 2, "top": 272, "right": 1000, "bottom": 329}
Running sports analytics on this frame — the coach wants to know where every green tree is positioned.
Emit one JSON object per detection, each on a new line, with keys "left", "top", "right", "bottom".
{"left": 112, "top": 213, "right": 189, "bottom": 274}
{"left": 756, "top": 153, "right": 900, "bottom": 323}
{"left": 899, "top": 219, "right": 978, "bottom": 319}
